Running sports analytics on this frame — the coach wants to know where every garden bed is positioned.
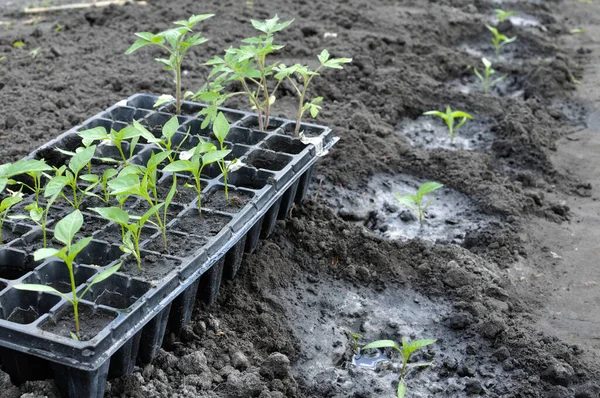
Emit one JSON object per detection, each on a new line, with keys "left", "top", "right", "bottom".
{"left": 1, "top": 0, "right": 600, "bottom": 397}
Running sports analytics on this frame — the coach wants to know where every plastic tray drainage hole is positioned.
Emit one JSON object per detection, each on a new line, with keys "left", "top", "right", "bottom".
{"left": 352, "top": 348, "right": 390, "bottom": 370}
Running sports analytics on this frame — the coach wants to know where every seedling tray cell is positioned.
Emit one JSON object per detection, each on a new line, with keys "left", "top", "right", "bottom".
{"left": 0, "top": 93, "right": 337, "bottom": 398}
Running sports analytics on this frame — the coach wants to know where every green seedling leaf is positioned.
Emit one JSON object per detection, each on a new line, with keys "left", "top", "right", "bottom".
{"left": 92, "top": 206, "right": 129, "bottom": 226}
{"left": 154, "top": 94, "right": 176, "bottom": 108}
{"left": 163, "top": 116, "right": 180, "bottom": 139}
{"left": 417, "top": 182, "right": 443, "bottom": 196}
{"left": 213, "top": 112, "right": 230, "bottom": 145}
{"left": 202, "top": 150, "right": 231, "bottom": 165}
{"left": 78, "top": 126, "right": 108, "bottom": 147}
{"left": 44, "top": 176, "right": 68, "bottom": 198}
{"left": 140, "top": 203, "right": 165, "bottom": 225}
{"left": 362, "top": 340, "right": 401, "bottom": 352}
{"left": 12, "top": 41, "right": 25, "bottom": 48}
{"left": 163, "top": 160, "right": 194, "bottom": 173}
{"left": 69, "top": 236, "right": 93, "bottom": 262}
{"left": 54, "top": 209, "right": 83, "bottom": 245}
{"left": 402, "top": 337, "right": 437, "bottom": 358}
{"left": 79, "top": 174, "right": 99, "bottom": 184}
{"left": 33, "top": 247, "right": 61, "bottom": 261}
{"left": 69, "top": 145, "right": 96, "bottom": 175}
{"left": 13, "top": 283, "right": 62, "bottom": 295}
{"left": 398, "top": 380, "right": 407, "bottom": 398}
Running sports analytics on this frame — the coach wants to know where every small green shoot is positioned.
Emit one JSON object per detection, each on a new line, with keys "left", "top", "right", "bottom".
{"left": 29, "top": 47, "right": 41, "bottom": 59}
{"left": 163, "top": 140, "right": 230, "bottom": 216}
{"left": 77, "top": 125, "right": 142, "bottom": 165}
{"left": 486, "top": 25, "right": 517, "bottom": 58}
{"left": 346, "top": 331, "right": 361, "bottom": 354}
{"left": 61, "top": 145, "right": 97, "bottom": 209}
{"left": 362, "top": 338, "right": 436, "bottom": 398}
{"left": 125, "top": 14, "right": 214, "bottom": 114}
{"left": 423, "top": 106, "right": 473, "bottom": 145}
{"left": 394, "top": 182, "right": 443, "bottom": 226}
{"left": 92, "top": 204, "right": 163, "bottom": 269}
{"left": 212, "top": 112, "right": 237, "bottom": 201}
{"left": 14, "top": 210, "right": 121, "bottom": 339}
{"left": 274, "top": 49, "right": 351, "bottom": 136}
{"left": 570, "top": 28, "right": 586, "bottom": 34}
{"left": 0, "top": 190, "right": 23, "bottom": 243}
{"left": 473, "top": 57, "right": 507, "bottom": 95}
{"left": 494, "top": 9, "right": 517, "bottom": 23}
{"left": 12, "top": 41, "right": 25, "bottom": 48}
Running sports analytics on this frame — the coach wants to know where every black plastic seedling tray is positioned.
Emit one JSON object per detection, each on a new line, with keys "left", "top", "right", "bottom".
{"left": 0, "top": 94, "right": 337, "bottom": 397}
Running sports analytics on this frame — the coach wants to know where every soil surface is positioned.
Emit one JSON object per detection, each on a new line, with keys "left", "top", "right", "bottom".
{"left": 1, "top": 0, "right": 600, "bottom": 397}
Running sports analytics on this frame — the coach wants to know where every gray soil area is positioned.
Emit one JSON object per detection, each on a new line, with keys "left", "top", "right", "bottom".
{"left": 1, "top": 0, "right": 600, "bottom": 397}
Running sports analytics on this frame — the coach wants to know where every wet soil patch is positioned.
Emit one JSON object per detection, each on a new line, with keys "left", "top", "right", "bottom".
{"left": 142, "top": 231, "right": 206, "bottom": 258}
{"left": 202, "top": 188, "right": 253, "bottom": 213}
{"left": 319, "top": 173, "right": 493, "bottom": 243}
{"left": 120, "top": 253, "right": 181, "bottom": 284}
{"left": 40, "top": 305, "right": 116, "bottom": 341}
{"left": 397, "top": 116, "right": 495, "bottom": 151}
{"left": 93, "top": 224, "right": 157, "bottom": 246}
{"left": 171, "top": 210, "right": 232, "bottom": 238}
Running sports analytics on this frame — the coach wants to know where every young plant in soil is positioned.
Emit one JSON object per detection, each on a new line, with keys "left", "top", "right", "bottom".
{"left": 495, "top": 9, "right": 518, "bottom": 23}
{"left": 423, "top": 106, "right": 473, "bottom": 145}
{"left": 59, "top": 145, "right": 97, "bottom": 210}
{"left": 196, "top": 15, "right": 293, "bottom": 130}
{"left": 0, "top": 190, "right": 23, "bottom": 243}
{"left": 106, "top": 168, "right": 170, "bottom": 250}
{"left": 362, "top": 338, "right": 436, "bottom": 398}
{"left": 5, "top": 159, "right": 52, "bottom": 207}
{"left": 11, "top": 170, "right": 69, "bottom": 247}
{"left": 395, "top": 182, "right": 443, "bottom": 226}
{"left": 78, "top": 125, "right": 143, "bottom": 166}
{"left": 101, "top": 169, "right": 118, "bottom": 204}
{"left": 92, "top": 204, "right": 163, "bottom": 269}
{"left": 485, "top": 24, "right": 517, "bottom": 58}
{"left": 133, "top": 116, "right": 189, "bottom": 162}
{"left": 125, "top": 14, "right": 214, "bottom": 115}
{"left": 274, "top": 49, "right": 352, "bottom": 136}
{"left": 163, "top": 139, "right": 230, "bottom": 215}
{"left": 212, "top": 112, "right": 238, "bottom": 201}
{"left": 473, "top": 57, "right": 507, "bottom": 95}
{"left": 13, "top": 210, "right": 121, "bottom": 340}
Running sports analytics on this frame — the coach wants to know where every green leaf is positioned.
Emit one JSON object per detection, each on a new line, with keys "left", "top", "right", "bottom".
{"left": 146, "top": 151, "right": 172, "bottom": 172}
{"left": 134, "top": 32, "right": 155, "bottom": 41}
{"left": 54, "top": 210, "right": 83, "bottom": 245}
{"left": 107, "top": 174, "right": 140, "bottom": 196}
{"left": 451, "top": 111, "right": 473, "bottom": 120}
{"left": 78, "top": 126, "right": 108, "bottom": 147}
{"left": 88, "top": 263, "right": 121, "bottom": 288}
{"left": 394, "top": 193, "right": 416, "bottom": 208}
{"left": 402, "top": 338, "right": 437, "bottom": 359}
{"left": 79, "top": 174, "right": 99, "bottom": 184}
{"left": 44, "top": 176, "right": 68, "bottom": 198}
{"left": 163, "top": 116, "right": 179, "bottom": 140}
{"left": 69, "top": 236, "right": 93, "bottom": 261}
{"left": 397, "top": 380, "right": 407, "bottom": 398}
{"left": 125, "top": 39, "right": 151, "bottom": 55}
{"left": 0, "top": 178, "right": 7, "bottom": 194}
{"left": 8, "top": 159, "right": 52, "bottom": 175}
{"left": 213, "top": 112, "right": 230, "bottom": 145}
{"left": 33, "top": 247, "right": 61, "bottom": 261}
{"left": 92, "top": 206, "right": 129, "bottom": 226}
{"left": 417, "top": 182, "right": 443, "bottom": 197}
{"left": 140, "top": 203, "right": 165, "bottom": 226}
{"left": 362, "top": 340, "right": 401, "bottom": 352}
{"left": 163, "top": 160, "right": 194, "bottom": 173}
{"left": 423, "top": 110, "right": 445, "bottom": 118}
{"left": 0, "top": 195, "right": 22, "bottom": 210}
{"left": 132, "top": 119, "right": 158, "bottom": 142}
{"left": 187, "top": 13, "right": 215, "bottom": 26}
{"left": 318, "top": 49, "right": 330, "bottom": 64}
{"left": 323, "top": 57, "right": 352, "bottom": 69}
{"left": 154, "top": 94, "right": 175, "bottom": 108}
{"left": 68, "top": 145, "right": 96, "bottom": 174}
{"left": 202, "top": 150, "right": 231, "bottom": 166}
{"left": 13, "top": 283, "right": 62, "bottom": 295}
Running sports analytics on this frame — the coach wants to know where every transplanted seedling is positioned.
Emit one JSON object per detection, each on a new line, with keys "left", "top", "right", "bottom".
{"left": 0, "top": 190, "right": 23, "bottom": 243}
{"left": 473, "top": 57, "right": 507, "bottom": 95}
{"left": 362, "top": 338, "right": 436, "bottom": 398}
{"left": 423, "top": 106, "right": 473, "bottom": 145}
{"left": 4, "top": 159, "right": 52, "bottom": 207}
{"left": 196, "top": 15, "right": 293, "bottom": 131}
{"left": 125, "top": 14, "right": 214, "bottom": 115}
{"left": 274, "top": 49, "right": 352, "bottom": 136}
{"left": 495, "top": 9, "right": 518, "bottom": 23}
{"left": 163, "top": 139, "right": 230, "bottom": 215}
{"left": 57, "top": 145, "right": 97, "bottom": 210}
{"left": 13, "top": 210, "right": 121, "bottom": 340}
{"left": 486, "top": 24, "right": 517, "bottom": 58}
{"left": 395, "top": 182, "right": 443, "bottom": 226}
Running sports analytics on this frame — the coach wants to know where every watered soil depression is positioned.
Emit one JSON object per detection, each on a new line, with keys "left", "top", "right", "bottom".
{"left": 1, "top": 0, "right": 600, "bottom": 397}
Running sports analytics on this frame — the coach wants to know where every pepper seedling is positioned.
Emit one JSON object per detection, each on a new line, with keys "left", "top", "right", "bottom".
{"left": 163, "top": 140, "right": 230, "bottom": 216}
{"left": 125, "top": 14, "right": 214, "bottom": 115}
{"left": 59, "top": 145, "right": 97, "bottom": 210}
{"left": 133, "top": 116, "right": 189, "bottom": 162}
{"left": 196, "top": 15, "right": 293, "bottom": 131}
{"left": 5, "top": 159, "right": 52, "bottom": 207}
{"left": 13, "top": 210, "right": 121, "bottom": 340}
{"left": 77, "top": 125, "right": 143, "bottom": 166}
{"left": 485, "top": 25, "right": 517, "bottom": 58}
{"left": 495, "top": 9, "right": 518, "bottom": 23}
{"left": 423, "top": 106, "right": 473, "bottom": 145}
{"left": 11, "top": 170, "right": 69, "bottom": 247}
{"left": 362, "top": 338, "right": 436, "bottom": 398}
{"left": 473, "top": 57, "right": 507, "bottom": 95}
{"left": 274, "top": 49, "right": 351, "bottom": 136}
{"left": 0, "top": 190, "right": 23, "bottom": 243}
{"left": 395, "top": 182, "right": 444, "bottom": 226}
{"left": 212, "top": 112, "right": 239, "bottom": 201}
{"left": 92, "top": 205, "right": 163, "bottom": 269}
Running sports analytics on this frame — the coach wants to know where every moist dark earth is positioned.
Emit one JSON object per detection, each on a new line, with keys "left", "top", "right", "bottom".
{"left": 1, "top": 0, "right": 600, "bottom": 397}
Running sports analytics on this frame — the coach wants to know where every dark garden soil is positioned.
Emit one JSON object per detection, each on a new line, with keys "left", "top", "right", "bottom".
{"left": 1, "top": 0, "right": 600, "bottom": 397}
